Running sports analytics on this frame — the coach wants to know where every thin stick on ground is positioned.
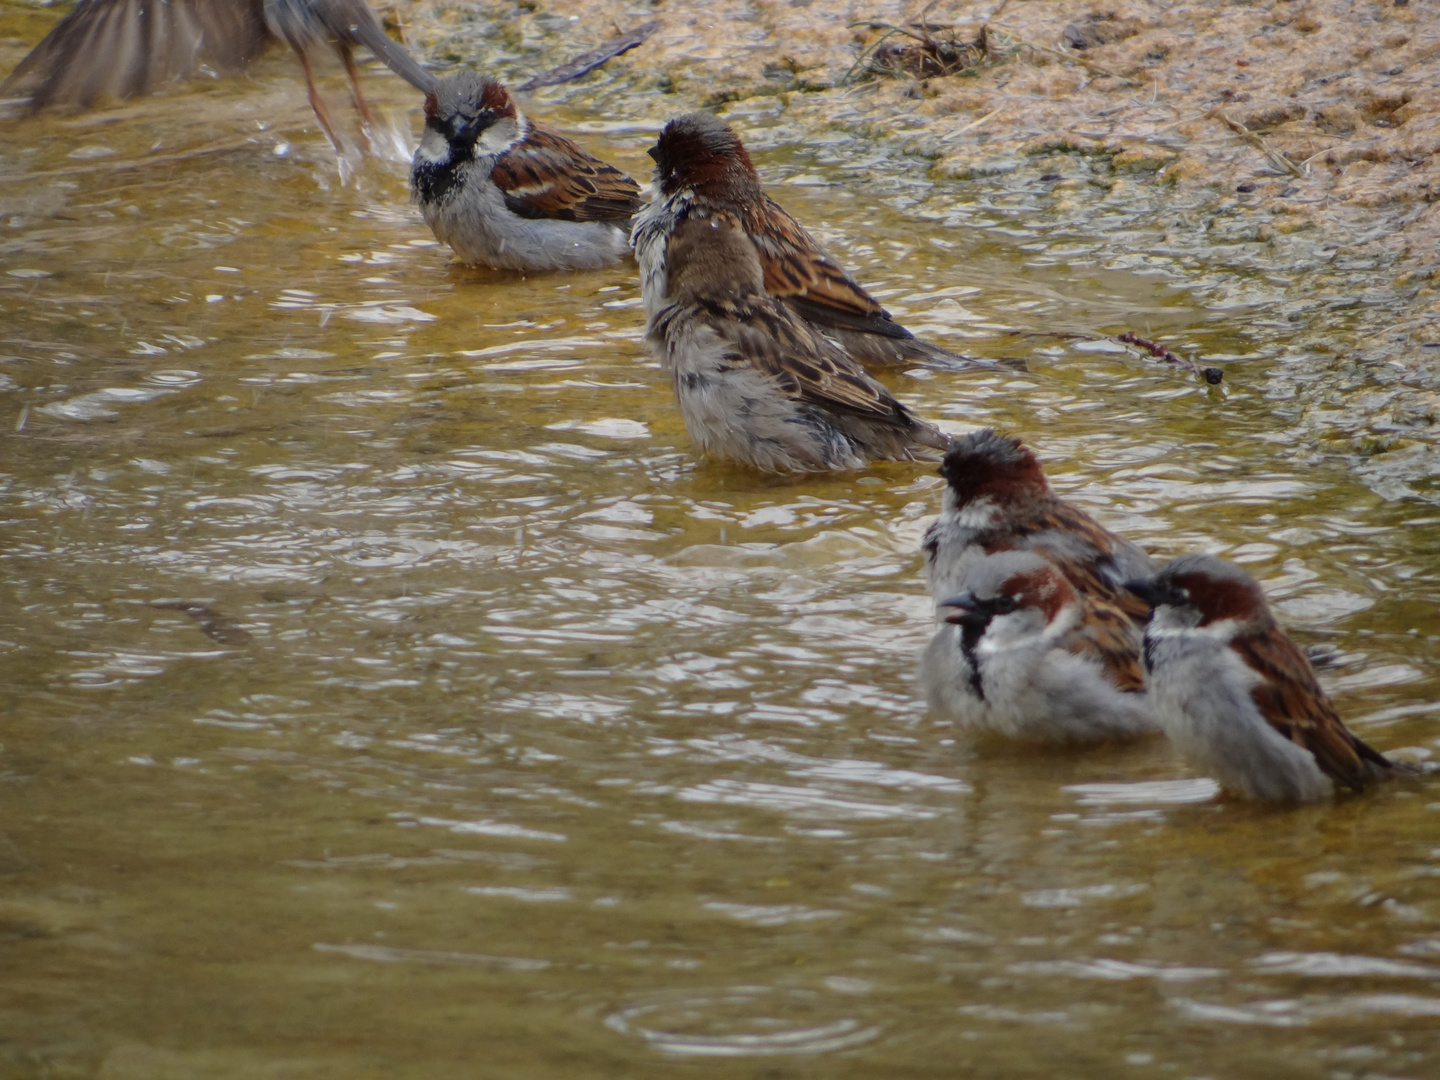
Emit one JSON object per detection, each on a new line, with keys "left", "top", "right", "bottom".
{"left": 941, "top": 105, "right": 1004, "bottom": 141}
{"left": 1213, "top": 110, "right": 1304, "bottom": 178}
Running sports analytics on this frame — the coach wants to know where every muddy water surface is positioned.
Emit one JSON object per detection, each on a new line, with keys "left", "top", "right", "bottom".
{"left": 2, "top": 52, "right": 1440, "bottom": 1080}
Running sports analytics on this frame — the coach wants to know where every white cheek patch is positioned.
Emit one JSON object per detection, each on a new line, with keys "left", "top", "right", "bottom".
{"left": 415, "top": 126, "right": 451, "bottom": 166}
{"left": 956, "top": 496, "right": 998, "bottom": 530}
{"left": 1147, "top": 610, "right": 1236, "bottom": 639}
{"left": 478, "top": 115, "right": 524, "bottom": 158}
{"left": 975, "top": 609, "right": 1045, "bottom": 654}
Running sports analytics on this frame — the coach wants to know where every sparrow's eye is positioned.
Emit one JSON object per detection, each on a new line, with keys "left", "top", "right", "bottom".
{"left": 992, "top": 594, "right": 1019, "bottom": 615}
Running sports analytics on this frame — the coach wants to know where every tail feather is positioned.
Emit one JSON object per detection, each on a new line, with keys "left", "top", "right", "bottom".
{"left": 318, "top": 0, "right": 436, "bottom": 93}
{"left": 827, "top": 324, "right": 1021, "bottom": 374}
{"left": 913, "top": 422, "right": 953, "bottom": 454}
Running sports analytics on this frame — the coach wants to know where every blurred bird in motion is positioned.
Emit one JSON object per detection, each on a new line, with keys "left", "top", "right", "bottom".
{"left": 1, "top": 0, "right": 437, "bottom": 151}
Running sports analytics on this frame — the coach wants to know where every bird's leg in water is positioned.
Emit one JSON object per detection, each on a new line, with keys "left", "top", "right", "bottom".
{"left": 339, "top": 44, "right": 375, "bottom": 153}
{"left": 296, "top": 49, "right": 345, "bottom": 153}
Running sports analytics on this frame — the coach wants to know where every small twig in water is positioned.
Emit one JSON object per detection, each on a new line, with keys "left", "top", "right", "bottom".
{"left": 1118, "top": 331, "right": 1224, "bottom": 383}
{"left": 151, "top": 601, "right": 254, "bottom": 645}
{"left": 1213, "top": 110, "right": 1304, "bottom": 178}
{"left": 941, "top": 105, "right": 1004, "bottom": 141}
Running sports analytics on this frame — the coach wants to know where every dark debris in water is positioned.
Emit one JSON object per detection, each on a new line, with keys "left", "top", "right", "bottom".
{"left": 151, "top": 601, "right": 253, "bottom": 646}
{"left": 871, "top": 30, "right": 983, "bottom": 80}
{"left": 1061, "top": 14, "right": 1143, "bottom": 51}
{"left": 845, "top": 18, "right": 1013, "bottom": 85}
{"left": 1118, "top": 332, "right": 1223, "bottom": 384}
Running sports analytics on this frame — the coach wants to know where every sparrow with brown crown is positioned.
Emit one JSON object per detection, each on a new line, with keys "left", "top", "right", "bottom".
{"left": 632, "top": 111, "right": 983, "bottom": 371}
{"left": 1126, "top": 554, "right": 1410, "bottom": 802}
{"left": 410, "top": 73, "right": 643, "bottom": 272}
{"left": 921, "top": 550, "right": 1158, "bottom": 742}
{"left": 922, "top": 429, "right": 1156, "bottom": 618}
{"left": 2, "top": 0, "right": 436, "bottom": 152}
{"left": 647, "top": 209, "right": 952, "bottom": 472}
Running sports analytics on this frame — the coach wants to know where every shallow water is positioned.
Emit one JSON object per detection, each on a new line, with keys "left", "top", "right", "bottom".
{"left": 2, "top": 39, "right": 1440, "bottom": 1080}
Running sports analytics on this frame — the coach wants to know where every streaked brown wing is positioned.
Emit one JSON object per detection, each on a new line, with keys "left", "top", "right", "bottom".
{"left": 784, "top": 293, "right": 918, "bottom": 341}
{"left": 493, "top": 122, "right": 642, "bottom": 224}
{"left": 1024, "top": 503, "right": 1155, "bottom": 623}
{"left": 744, "top": 195, "right": 910, "bottom": 334}
{"left": 3, "top": 0, "right": 269, "bottom": 110}
{"left": 1062, "top": 600, "right": 1145, "bottom": 692}
{"left": 1231, "top": 629, "right": 1385, "bottom": 791}
{"left": 713, "top": 297, "right": 914, "bottom": 424}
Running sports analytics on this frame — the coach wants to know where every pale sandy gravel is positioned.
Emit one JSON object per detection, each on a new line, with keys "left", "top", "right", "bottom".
{"left": 400, "top": 0, "right": 1439, "bottom": 484}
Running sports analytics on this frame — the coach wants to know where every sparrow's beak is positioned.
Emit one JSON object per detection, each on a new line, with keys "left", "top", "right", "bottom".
{"left": 1123, "top": 577, "right": 1165, "bottom": 608}
{"left": 453, "top": 113, "right": 495, "bottom": 145}
{"left": 646, "top": 144, "right": 661, "bottom": 163}
{"left": 939, "top": 592, "right": 988, "bottom": 627}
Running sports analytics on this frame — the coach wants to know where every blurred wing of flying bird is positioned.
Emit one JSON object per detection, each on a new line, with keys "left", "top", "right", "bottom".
{"left": 2, "top": 0, "right": 437, "bottom": 150}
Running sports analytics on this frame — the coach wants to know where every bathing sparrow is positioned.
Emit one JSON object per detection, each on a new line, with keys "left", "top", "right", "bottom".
{"left": 632, "top": 111, "right": 979, "bottom": 370}
{"left": 920, "top": 550, "right": 1158, "bottom": 741}
{"left": 647, "top": 209, "right": 951, "bottom": 472}
{"left": 1126, "top": 554, "right": 1405, "bottom": 802}
{"left": 410, "top": 72, "right": 643, "bottom": 272}
{"left": 922, "top": 429, "right": 1156, "bottom": 618}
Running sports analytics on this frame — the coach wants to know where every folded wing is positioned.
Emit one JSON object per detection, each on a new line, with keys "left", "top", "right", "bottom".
{"left": 493, "top": 122, "right": 643, "bottom": 224}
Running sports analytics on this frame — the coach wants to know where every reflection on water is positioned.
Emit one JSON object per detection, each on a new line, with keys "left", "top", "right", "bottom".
{"left": 2, "top": 18, "right": 1440, "bottom": 1080}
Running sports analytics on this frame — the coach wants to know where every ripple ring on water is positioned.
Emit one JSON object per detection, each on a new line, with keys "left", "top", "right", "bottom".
{"left": 604, "top": 987, "right": 883, "bottom": 1057}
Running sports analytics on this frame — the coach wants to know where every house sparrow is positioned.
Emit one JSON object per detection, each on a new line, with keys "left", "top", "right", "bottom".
{"left": 1125, "top": 554, "right": 1406, "bottom": 802}
{"left": 410, "top": 73, "right": 643, "bottom": 272}
{"left": 920, "top": 550, "right": 1158, "bottom": 742}
{"left": 647, "top": 209, "right": 951, "bottom": 472}
{"left": 1, "top": 0, "right": 436, "bottom": 151}
{"left": 922, "top": 429, "right": 1156, "bottom": 619}
{"left": 632, "top": 111, "right": 981, "bottom": 371}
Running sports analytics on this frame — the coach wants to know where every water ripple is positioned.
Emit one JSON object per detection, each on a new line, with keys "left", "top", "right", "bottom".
{"left": 675, "top": 779, "right": 945, "bottom": 821}
{"left": 1249, "top": 952, "right": 1440, "bottom": 979}
{"left": 1009, "top": 959, "right": 1223, "bottom": 982}
{"left": 605, "top": 988, "right": 882, "bottom": 1057}
{"left": 313, "top": 943, "right": 549, "bottom": 971}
